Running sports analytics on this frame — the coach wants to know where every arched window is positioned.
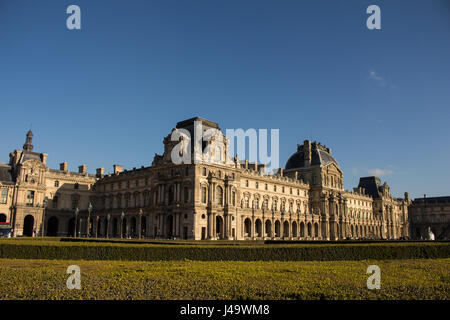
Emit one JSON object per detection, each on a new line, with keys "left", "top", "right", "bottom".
{"left": 215, "top": 186, "right": 223, "bottom": 205}
{"left": 263, "top": 198, "right": 268, "bottom": 209}
{"left": 254, "top": 198, "right": 259, "bottom": 209}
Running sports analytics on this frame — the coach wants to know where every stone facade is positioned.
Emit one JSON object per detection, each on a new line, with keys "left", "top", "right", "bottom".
{"left": 409, "top": 196, "right": 450, "bottom": 240}
{"left": 0, "top": 117, "right": 413, "bottom": 240}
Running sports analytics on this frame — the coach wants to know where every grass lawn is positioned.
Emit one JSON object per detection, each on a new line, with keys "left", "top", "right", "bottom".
{"left": 0, "top": 258, "right": 448, "bottom": 300}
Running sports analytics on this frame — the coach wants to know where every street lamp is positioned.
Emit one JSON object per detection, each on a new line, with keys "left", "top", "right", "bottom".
{"left": 74, "top": 207, "right": 79, "bottom": 237}
{"left": 106, "top": 214, "right": 111, "bottom": 239}
{"left": 42, "top": 197, "right": 48, "bottom": 237}
{"left": 120, "top": 211, "right": 125, "bottom": 239}
{"left": 87, "top": 202, "right": 93, "bottom": 238}
{"left": 138, "top": 209, "right": 143, "bottom": 239}
{"left": 95, "top": 215, "right": 99, "bottom": 238}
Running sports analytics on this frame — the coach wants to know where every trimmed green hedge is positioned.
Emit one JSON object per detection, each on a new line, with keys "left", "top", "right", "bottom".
{"left": 0, "top": 241, "right": 449, "bottom": 261}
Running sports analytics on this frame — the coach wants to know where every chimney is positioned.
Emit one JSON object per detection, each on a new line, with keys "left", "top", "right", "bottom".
{"left": 294, "top": 172, "right": 298, "bottom": 180}
{"left": 96, "top": 168, "right": 104, "bottom": 177}
{"left": 244, "top": 160, "right": 248, "bottom": 169}
{"left": 113, "top": 164, "right": 123, "bottom": 175}
{"left": 60, "top": 162, "right": 68, "bottom": 171}
{"left": 279, "top": 168, "right": 283, "bottom": 176}
{"left": 78, "top": 164, "right": 87, "bottom": 174}
{"left": 424, "top": 194, "right": 427, "bottom": 198}
{"left": 304, "top": 140, "right": 311, "bottom": 167}
{"left": 254, "top": 161, "right": 258, "bottom": 172}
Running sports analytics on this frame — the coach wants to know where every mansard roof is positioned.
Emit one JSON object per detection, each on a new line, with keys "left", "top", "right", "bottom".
{"left": 285, "top": 146, "right": 338, "bottom": 170}
{"left": 358, "top": 176, "right": 382, "bottom": 199}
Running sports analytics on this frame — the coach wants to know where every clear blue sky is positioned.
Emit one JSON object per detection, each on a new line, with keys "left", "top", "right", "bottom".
{"left": 1, "top": 0, "right": 449, "bottom": 199}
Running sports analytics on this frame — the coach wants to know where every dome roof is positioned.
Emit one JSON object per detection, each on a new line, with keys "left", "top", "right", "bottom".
{"left": 285, "top": 143, "right": 339, "bottom": 170}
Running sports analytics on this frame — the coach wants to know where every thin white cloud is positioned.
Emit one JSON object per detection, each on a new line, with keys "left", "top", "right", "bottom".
{"left": 367, "top": 168, "right": 393, "bottom": 176}
{"left": 368, "top": 70, "right": 395, "bottom": 89}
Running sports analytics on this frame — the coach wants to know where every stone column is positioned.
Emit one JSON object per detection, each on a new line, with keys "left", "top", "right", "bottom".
{"left": 251, "top": 215, "right": 255, "bottom": 239}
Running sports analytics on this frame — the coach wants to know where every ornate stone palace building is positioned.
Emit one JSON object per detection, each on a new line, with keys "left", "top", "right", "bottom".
{"left": 1, "top": 117, "right": 414, "bottom": 240}
{"left": 409, "top": 196, "right": 450, "bottom": 240}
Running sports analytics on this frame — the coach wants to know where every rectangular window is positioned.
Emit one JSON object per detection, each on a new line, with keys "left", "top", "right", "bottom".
{"left": 0, "top": 189, "right": 8, "bottom": 204}
{"left": 54, "top": 181, "right": 59, "bottom": 187}
{"left": 26, "top": 191, "right": 35, "bottom": 206}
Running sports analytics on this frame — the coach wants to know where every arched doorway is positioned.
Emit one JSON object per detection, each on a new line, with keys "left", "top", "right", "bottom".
{"left": 255, "top": 219, "right": 262, "bottom": 238}
{"left": 88, "top": 218, "right": 94, "bottom": 237}
{"left": 216, "top": 216, "right": 224, "bottom": 239}
{"left": 23, "top": 215, "right": 34, "bottom": 237}
{"left": 112, "top": 218, "right": 118, "bottom": 237}
{"left": 292, "top": 221, "right": 298, "bottom": 238}
{"left": 283, "top": 221, "right": 289, "bottom": 238}
{"left": 314, "top": 223, "right": 319, "bottom": 238}
{"left": 0, "top": 213, "right": 6, "bottom": 223}
{"left": 68, "top": 218, "right": 75, "bottom": 237}
{"left": 97, "top": 219, "right": 102, "bottom": 237}
{"left": 300, "top": 222, "right": 305, "bottom": 237}
{"left": 274, "top": 220, "right": 281, "bottom": 238}
{"left": 244, "top": 218, "right": 251, "bottom": 237}
{"left": 166, "top": 215, "right": 174, "bottom": 238}
{"left": 265, "top": 220, "right": 272, "bottom": 237}
{"left": 307, "top": 222, "right": 312, "bottom": 237}
{"left": 130, "top": 216, "right": 137, "bottom": 238}
{"left": 122, "top": 219, "right": 127, "bottom": 238}
{"left": 46, "top": 216, "right": 59, "bottom": 236}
